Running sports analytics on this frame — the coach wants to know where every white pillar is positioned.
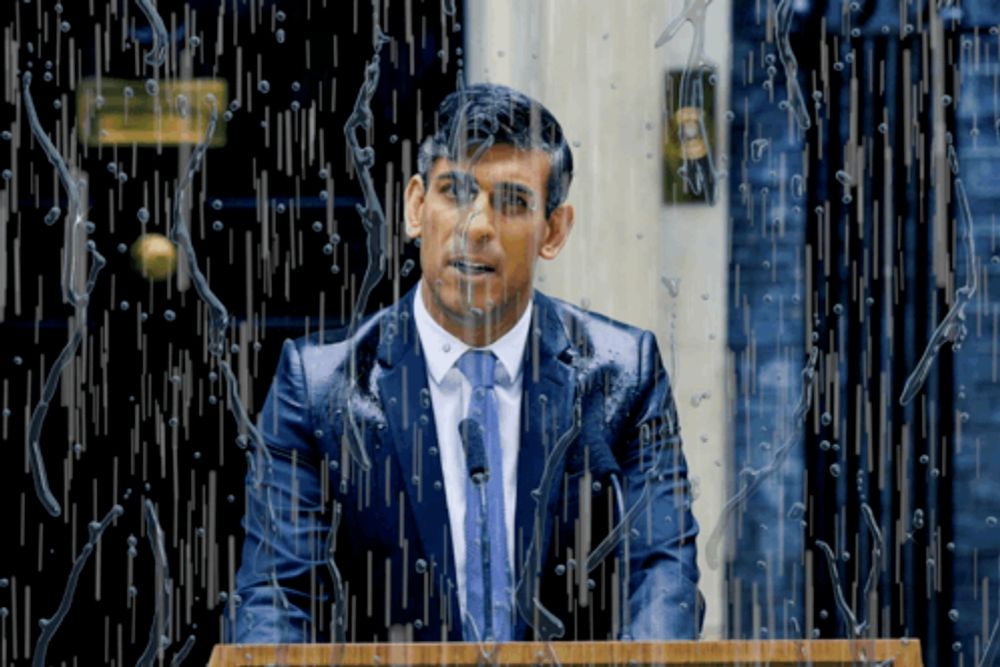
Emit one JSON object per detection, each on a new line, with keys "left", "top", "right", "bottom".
{"left": 466, "top": 0, "right": 733, "bottom": 639}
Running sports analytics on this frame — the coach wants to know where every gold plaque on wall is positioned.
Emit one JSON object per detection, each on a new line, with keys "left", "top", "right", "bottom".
{"left": 76, "top": 78, "right": 227, "bottom": 147}
{"left": 663, "top": 68, "right": 717, "bottom": 204}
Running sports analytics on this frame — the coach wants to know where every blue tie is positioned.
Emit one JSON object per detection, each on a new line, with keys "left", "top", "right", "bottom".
{"left": 456, "top": 350, "right": 512, "bottom": 642}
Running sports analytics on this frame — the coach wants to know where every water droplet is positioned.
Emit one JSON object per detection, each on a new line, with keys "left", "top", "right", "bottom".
{"left": 211, "top": 199, "right": 223, "bottom": 211}
{"left": 400, "top": 259, "right": 415, "bottom": 276}
{"left": 257, "top": 80, "right": 271, "bottom": 94}
{"left": 835, "top": 170, "right": 854, "bottom": 186}
{"left": 60, "top": 21, "right": 71, "bottom": 33}
{"left": 414, "top": 558, "right": 428, "bottom": 573}
{"left": 44, "top": 206, "right": 61, "bottom": 225}
{"left": 829, "top": 464, "right": 841, "bottom": 477}
{"left": 276, "top": 29, "right": 286, "bottom": 44}
{"left": 212, "top": 220, "right": 223, "bottom": 232}
{"left": 164, "top": 310, "right": 176, "bottom": 322}
{"left": 145, "top": 79, "right": 159, "bottom": 96}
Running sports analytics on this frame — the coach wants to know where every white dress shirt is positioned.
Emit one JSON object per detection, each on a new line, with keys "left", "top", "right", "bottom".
{"left": 412, "top": 280, "right": 532, "bottom": 617}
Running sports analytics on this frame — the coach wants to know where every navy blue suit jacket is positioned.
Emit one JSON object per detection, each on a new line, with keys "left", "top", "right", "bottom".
{"left": 231, "top": 286, "right": 702, "bottom": 643}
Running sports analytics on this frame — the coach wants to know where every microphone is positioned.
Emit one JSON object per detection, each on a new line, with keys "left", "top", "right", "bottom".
{"left": 458, "top": 418, "right": 494, "bottom": 641}
{"left": 582, "top": 441, "right": 631, "bottom": 639}
{"left": 459, "top": 418, "right": 488, "bottom": 481}
{"left": 585, "top": 440, "right": 621, "bottom": 480}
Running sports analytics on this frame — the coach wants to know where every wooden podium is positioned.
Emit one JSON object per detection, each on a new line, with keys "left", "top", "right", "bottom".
{"left": 208, "top": 640, "right": 922, "bottom": 666}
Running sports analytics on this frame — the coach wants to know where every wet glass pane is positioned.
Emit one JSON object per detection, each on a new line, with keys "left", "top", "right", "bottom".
{"left": 0, "top": 1, "right": 995, "bottom": 665}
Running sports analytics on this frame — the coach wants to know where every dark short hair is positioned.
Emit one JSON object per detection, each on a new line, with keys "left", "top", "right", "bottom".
{"left": 417, "top": 83, "right": 574, "bottom": 218}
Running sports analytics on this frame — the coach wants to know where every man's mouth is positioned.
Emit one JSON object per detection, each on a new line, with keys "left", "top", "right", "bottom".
{"left": 450, "top": 259, "right": 496, "bottom": 275}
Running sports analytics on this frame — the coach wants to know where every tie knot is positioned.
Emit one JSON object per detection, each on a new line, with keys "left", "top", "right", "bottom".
{"left": 456, "top": 350, "right": 497, "bottom": 389}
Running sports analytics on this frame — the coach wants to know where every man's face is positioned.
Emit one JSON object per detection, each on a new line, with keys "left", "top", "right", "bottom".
{"left": 404, "top": 144, "right": 573, "bottom": 345}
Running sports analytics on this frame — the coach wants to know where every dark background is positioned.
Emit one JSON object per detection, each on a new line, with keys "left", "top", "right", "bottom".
{"left": 1, "top": 1, "right": 461, "bottom": 664}
{"left": 3, "top": 1, "right": 999, "bottom": 666}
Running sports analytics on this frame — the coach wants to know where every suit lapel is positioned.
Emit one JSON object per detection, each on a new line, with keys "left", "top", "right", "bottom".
{"left": 375, "top": 288, "right": 579, "bottom": 640}
{"left": 375, "top": 289, "right": 462, "bottom": 640}
{"left": 513, "top": 292, "right": 578, "bottom": 638}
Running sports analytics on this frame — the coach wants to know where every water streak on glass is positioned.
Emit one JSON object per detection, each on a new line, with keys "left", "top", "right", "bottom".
{"left": 135, "top": 499, "right": 174, "bottom": 667}
{"left": 135, "top": 0, "right": 169, "bottom": 68}
{"left": 705, "top": 347, "right": 819, "bottom": 569}
{"left": 21, "top": 70, "right": 107, "bottom": 518}
{"left": 899, "top": 143, "right": 977, "bottom": 406}
{"left": 31, "top": 505, "right": 124, "bottom": 667}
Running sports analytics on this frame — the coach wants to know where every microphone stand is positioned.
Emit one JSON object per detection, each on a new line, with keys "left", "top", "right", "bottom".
{"left": 470, "top": 469, "right": 494, "bottom": 642}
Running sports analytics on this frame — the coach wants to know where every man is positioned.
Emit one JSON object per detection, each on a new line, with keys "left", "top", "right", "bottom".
{"left": 232, "top": 83, "right": 702, "bottom": 644}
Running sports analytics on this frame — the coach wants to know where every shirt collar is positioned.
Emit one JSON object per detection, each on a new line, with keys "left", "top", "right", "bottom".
{"left": 413, "top": 278, "right": 532, "bottom": 386}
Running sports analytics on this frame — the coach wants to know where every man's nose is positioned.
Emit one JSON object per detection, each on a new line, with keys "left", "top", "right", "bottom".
{"left": 459, "top": 190, "right": 496, "bottom": 242}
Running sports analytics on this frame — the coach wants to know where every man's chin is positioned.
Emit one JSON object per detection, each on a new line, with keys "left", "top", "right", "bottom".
{"left": 446, "top": 298, "right": 498, "bottom": 323}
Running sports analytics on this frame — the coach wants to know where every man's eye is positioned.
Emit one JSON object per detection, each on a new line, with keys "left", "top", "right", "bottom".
{"left": 494, "top": 189, "right": 534, "bottom": 215}
{"left": 441, "top": 183, "right": 475, "bottom": 204}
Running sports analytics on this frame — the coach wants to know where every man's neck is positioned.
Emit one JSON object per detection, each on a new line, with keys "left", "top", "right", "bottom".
{"left": 419, "top": 281, "right": 529, "bottom": 348}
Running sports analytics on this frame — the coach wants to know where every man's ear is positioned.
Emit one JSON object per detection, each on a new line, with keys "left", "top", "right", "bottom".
{"left": 404, "top": 174, "right": 426, "bottom": 240}
{"left": 538, "top": 202, "right": 574, "bottom": 260}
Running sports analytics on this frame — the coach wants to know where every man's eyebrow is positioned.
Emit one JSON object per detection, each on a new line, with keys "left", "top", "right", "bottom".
{"left": 433, "top": 170, "right": 473, "bottom": 182}
{"left": 492, "top": 182, "right": 540, "bottom": 205}
{"left": 494, "top": 181, "right": 537, "bottom": 196}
